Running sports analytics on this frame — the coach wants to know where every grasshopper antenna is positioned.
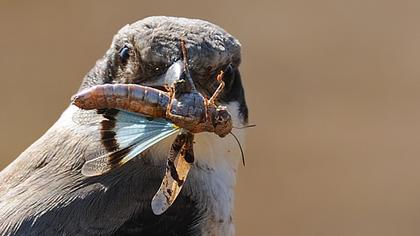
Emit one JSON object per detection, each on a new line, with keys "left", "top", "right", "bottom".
{"left": 233, "top": 124, "right": 256, "bottom": 129}
{"left": 180, "top": 39, "right": 196, "bottom": 91}
{"left": 230, "top": 131, "right": 246, "bottom": 166}
{"left": 230, "top": 124, "right": 255, "bottom": 166}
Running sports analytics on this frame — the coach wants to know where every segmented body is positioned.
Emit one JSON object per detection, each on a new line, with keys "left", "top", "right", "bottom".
{"left": 73, "top": 84, "right": 170, "bottom": 118}
{"left": 72, "top": 83, "right": 232, "bottom": 137}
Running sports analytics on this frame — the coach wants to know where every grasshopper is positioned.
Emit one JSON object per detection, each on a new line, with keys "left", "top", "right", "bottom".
{"left": 71, "top": 41, "right": 232, "bottom": 215}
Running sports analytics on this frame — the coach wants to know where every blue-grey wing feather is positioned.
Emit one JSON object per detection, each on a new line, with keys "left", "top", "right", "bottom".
{"left": 77, "top": 110, "right": 179, "bottom": 176}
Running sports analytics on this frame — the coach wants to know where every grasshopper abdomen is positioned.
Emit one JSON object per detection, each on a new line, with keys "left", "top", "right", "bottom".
{"left": 72, "top": 84, "right": 170, "bottom": 117}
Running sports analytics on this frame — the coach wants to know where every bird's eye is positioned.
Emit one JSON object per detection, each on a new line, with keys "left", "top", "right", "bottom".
{"left": 119, "top": 46, "right": 130, "bottom": 63}
{"left": 220, "top": 64, "right": 235, "bottom": 90}
{"left": 224, "top": 64, "right": 233, "bottom": 77}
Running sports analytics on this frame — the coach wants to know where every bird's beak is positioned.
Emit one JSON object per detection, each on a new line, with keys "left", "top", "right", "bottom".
{"left": 141, "top": 60, "right": 185, "bottom": 88}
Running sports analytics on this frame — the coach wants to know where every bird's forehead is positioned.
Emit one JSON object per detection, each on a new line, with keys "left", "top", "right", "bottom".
{"left": 114, "top": 16, "right": 241, "bottom": 72}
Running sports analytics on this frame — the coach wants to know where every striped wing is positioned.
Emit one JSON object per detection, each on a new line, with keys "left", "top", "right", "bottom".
{"left": 74, "top": 109, "right": 179, "bottom": 176}
{"left": 151, "top": 132, "right": 194, "bottom": 215}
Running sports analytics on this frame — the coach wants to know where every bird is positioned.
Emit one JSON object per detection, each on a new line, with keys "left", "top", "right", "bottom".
{"left": 0, "top": 16, "right": 248, "bottom": 236}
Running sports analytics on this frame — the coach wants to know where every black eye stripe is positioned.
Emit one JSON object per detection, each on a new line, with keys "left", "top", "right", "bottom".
{"left": 119, "top": 45, "right": 130, "bottom": 63}
{"left": 224, "top": 64, "right": 233, "bottom": 77}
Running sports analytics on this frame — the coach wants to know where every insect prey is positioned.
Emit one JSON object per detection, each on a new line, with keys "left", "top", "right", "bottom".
{"left": 71, "top": 40, "right": 232, "bottom": 215}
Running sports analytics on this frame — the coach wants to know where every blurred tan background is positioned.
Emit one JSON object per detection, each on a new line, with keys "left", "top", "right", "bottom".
{"left": 2, "top": 0, "right": 420, "bottom": 235}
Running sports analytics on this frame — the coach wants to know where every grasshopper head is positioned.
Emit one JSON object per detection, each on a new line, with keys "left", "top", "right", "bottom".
{"left": 213, "top": 106, "right": 233, "bottom": 138}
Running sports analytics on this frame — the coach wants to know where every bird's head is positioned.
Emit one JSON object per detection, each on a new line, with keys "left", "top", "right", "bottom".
{"left": 79, "top": 16, "right": 248, "bottom": 124}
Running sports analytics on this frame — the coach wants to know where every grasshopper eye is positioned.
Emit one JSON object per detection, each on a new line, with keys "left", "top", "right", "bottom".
{"left": 119, "top": 45, "right": 130, "bottom": 63}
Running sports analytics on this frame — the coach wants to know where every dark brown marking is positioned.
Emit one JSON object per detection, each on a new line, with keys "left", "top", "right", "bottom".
{"left": 101, "top": 108, "right": 119, "bottom": 120}
{"left": 101, "top": 129, "right": 118, "bottom": 152}
{"left": 184, "top": 133, "right": 195, "bottom": 163}
{"left": 171, "top": 139, "right": 184, "bottom": 153}
{"left": 184, "top": 151, "right": 194, "bottom": 163}
{"left": 96, "top": 108, "right": 107, "bottom": 114}
{"left": 108, "top": 146, "right": 132, "bottom": 167}
{"left": 167, "top": 159, "right": 183, "bottom": 187}
{"left": 98, "top": 109, "right": 120, "bottom": 152}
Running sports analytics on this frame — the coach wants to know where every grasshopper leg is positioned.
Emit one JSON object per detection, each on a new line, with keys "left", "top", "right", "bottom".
{"left": 208, "top": 71, "right": 225, "bottom": 105}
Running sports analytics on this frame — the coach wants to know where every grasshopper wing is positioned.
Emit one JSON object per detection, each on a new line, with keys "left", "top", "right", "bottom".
{"left": 151, "top": 132, "right": 194, "bottom": 215}
{"left": 74, "top": 109, "right": 179, "bottom": 177}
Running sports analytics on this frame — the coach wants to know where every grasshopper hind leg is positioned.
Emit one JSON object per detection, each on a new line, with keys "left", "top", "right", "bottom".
{"left": 151, "top": 132, "right": 194, "bottom": 215}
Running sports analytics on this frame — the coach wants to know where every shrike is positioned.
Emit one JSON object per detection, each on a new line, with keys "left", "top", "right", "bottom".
{"left": 0, "top": 16, "right": 248, "bottom": 236}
